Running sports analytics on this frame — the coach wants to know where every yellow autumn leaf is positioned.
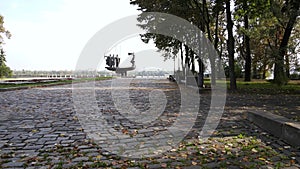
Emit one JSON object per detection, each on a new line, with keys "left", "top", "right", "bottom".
{"left": 258, "top": 157, "right": 266, "bottom": 161}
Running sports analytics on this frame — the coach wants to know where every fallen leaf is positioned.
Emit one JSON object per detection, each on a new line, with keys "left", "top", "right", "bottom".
{"left": 122, "top": 129, "right": 129, "bottom": 134}
{"left": 218, "top": 157, "right": 226, "bottom": 161}
{"left": 291, "top": 160, "right": 296, "bottom": 164}
{"left": 251, "top": 148, "right": 258, "bottom": 153}
{"left": 180, "top": 153, "right": 188, "bottom": 159}
{"left": 242, "top": 157, "right": 248, "bottom": 162}
{"left": 258, "top": 157, "right": 266, "bottom": 161}
{"left": 31, "top": 129, "right": 38, "bottom": 133}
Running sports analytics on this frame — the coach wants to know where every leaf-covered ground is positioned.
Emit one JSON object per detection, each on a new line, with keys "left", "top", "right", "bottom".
{"left": 18, "top": 134, "right": 296, "bottom": 169}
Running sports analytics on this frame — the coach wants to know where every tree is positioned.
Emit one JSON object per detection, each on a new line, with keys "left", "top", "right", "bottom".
{"left": 234, "top": 0, "right": 251, "bottom": 81}
{"left": 242, "top": 1, "right": 251, "bottom": 82}
{"left": 131, "top": 0, "right": 300, "bottom": 88}
{"left": 0, "top": 14, "right": 12, "bottom": 78}
{"left": 234, "top": 0, "right": 272, "bottom": 81}
{"left": 0, "top": 48, "right": 6, "bottom": 66}
{"left": 225, "top": 0, "right": 237, "bottom": 90}
{"left": 271, "top": 0, "right": 300, "bottom": 85}
{"left": 0, "top": 49, "right": 12, "bottom": 78}
{"left": 131, "top": 0, "right": 212, "bottom": 87}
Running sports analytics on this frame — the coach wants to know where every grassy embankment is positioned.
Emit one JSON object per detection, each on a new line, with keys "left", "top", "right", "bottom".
{"left": 0, "top": 77, "right": 113, "bottom": 89}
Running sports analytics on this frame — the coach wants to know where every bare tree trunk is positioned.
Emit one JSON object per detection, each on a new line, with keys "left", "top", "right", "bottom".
{"left": 217, "top": 47, "right": 223, "bottom": 79}
{"left": 185, "top": 45, "right": 190, "bottom": 70}
{"left": 190, "top": 50, "right": 195, "bottom": 74}
{"left": 252, "top": 63, "right": 258, "bottom": 79}
{"left": 262, "top": 62, "right": 267, "bottom": 79}
{"left": 203, "top": 0, "right": 216, "bottom": 86}
{"left": 243, "top": 1, "right": 251, "bottom": 82}
{"left": 209, "top": 50, "right": 216, "bottom": 86}
{"left": 214, "top": 12, "right": 219, "bottom": 82}
{"left": 226, "top": 0, "right": 237, "bottom": 90}
{"left": 285, "top": 55, "right": 290, "bottom": 78}
{"left": 198, "top": 58, "right": 204, "bottom": 88}
{"left": 180, "top": 42, "right": 185, "bottom": 77}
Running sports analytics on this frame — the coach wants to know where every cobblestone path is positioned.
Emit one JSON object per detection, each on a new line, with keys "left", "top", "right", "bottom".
{"left": 0, "top": 79, "right": 299, "bottom": 168}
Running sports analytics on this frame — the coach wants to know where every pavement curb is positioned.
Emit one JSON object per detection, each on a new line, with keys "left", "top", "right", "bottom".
{"left": 247, "top": 111, "right": 300, "bottom": 147}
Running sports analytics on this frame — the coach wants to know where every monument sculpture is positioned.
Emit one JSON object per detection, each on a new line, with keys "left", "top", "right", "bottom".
{"left": 105, "top": 52, "right": 135, "bottom": 76}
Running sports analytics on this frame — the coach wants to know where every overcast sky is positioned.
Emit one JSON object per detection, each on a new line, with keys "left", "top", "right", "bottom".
{"left": 0, "top": 0, "right": 175, "bottom": 71}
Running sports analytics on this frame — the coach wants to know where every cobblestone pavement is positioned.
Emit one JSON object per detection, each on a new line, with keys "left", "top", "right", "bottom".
{"left": 225, "top": 92, "right": 300, "bottom": 122}
{"left": 0, "top": 79, "right": 299, "bottom": 168}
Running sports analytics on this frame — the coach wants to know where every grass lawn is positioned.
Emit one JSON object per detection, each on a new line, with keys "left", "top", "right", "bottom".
{"left": 202, "top": 78, "right": 300, "bottom": 94}
{"left": 234, "top": 79, "right": 300, "bottom": 95}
